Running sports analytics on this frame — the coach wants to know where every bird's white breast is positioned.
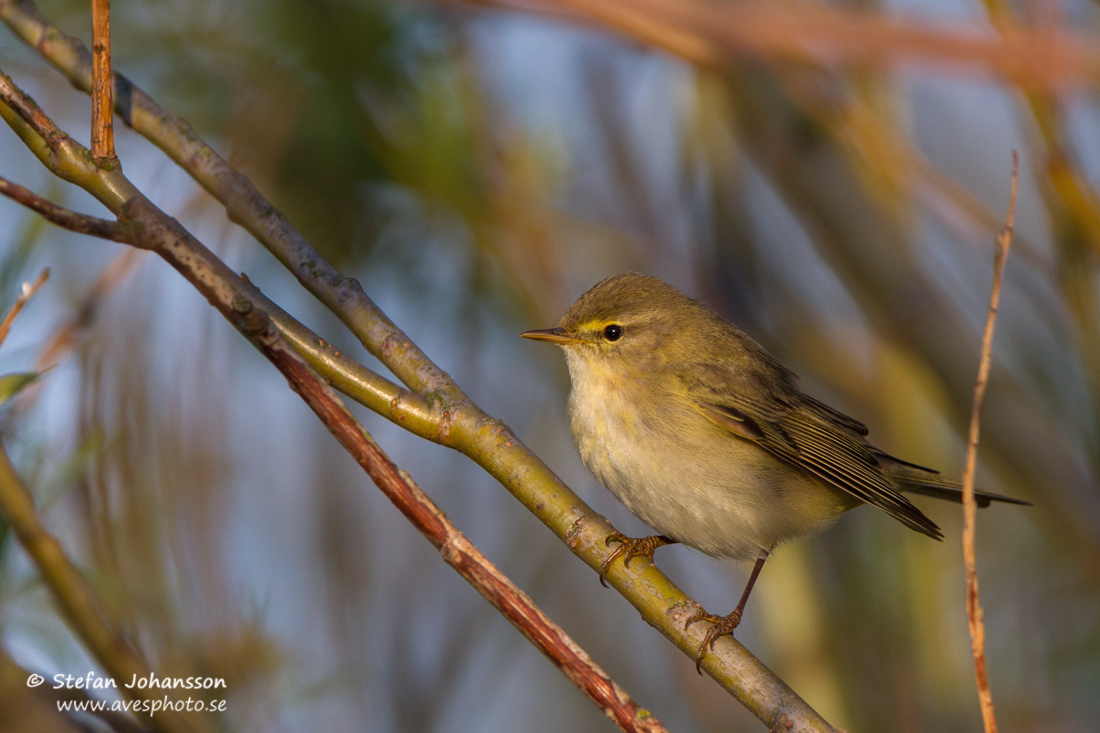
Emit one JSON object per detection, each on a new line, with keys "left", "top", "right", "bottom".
{"left": 563, "top": 351, "right": 850, "bottom": 560}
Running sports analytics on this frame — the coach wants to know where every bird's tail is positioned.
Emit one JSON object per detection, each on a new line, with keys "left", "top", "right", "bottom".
{"left": 877, "top": 450, "right": 1032, "bottom": 508}
{"left": 888, "top": 465, "right": 1031, "bottom": 508}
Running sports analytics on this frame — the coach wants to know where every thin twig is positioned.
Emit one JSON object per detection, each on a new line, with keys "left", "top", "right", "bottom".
{"left": 961, "top": 151, "right": 1018, "bottom": 733}
{"left": 90, "top": 0, "right": 115, "bottom": 161}
{"left": 0, "top": 176, "right": 130, "bottom": 241}
{"left": 0, "top": 267, "right": 48, "bottom": 348}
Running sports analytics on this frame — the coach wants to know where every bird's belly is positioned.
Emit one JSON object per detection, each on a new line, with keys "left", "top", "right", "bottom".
{"left": 570, "top": 390, "right": 852, "bottom": 560}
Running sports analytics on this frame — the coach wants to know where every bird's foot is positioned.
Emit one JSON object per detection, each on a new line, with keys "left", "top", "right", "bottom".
{"left": 598, "top": 532, "right": 676, "bottom": 587}
{"left": 685, "top": 608, "right": 743, "bottom": 674}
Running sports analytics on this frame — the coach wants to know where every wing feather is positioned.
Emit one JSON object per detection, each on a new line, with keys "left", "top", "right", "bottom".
{"left": 695, "top": 398, "right": 944, "bottom": 540}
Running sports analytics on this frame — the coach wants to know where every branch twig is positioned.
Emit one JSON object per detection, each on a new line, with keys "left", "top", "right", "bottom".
{"left": 90, "top": 0, "right": 115, "bottom": 161}
{"left": 0, "top": 65, "right": 63, "bottom": 141}
{"left": 961, "top": 151, "right": 1018, "bottom": 733}
{"left": 0, "top": 267, "right": 48, "bottom": 348}
{"left": 0, "top": 176, "right": 130, "bottom": 240}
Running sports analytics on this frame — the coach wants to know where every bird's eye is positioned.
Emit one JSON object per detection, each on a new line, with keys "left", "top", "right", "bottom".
{"left": 602, "top": 324, "right": 624, "bottom": 342}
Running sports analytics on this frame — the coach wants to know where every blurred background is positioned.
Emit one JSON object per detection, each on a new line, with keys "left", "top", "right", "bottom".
{"left": 0, "top": 0, "right": 1097, "bottom": 730}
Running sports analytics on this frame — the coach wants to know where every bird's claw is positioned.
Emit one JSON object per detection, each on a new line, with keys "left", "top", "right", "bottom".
{"left": 685, "top": 608, "right": 743, "bottom": 675}
{"left": 598, "top": 532, "right": 674, "bottom": 588}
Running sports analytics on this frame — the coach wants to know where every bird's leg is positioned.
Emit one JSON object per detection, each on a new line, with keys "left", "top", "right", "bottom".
{"left": 599, "top": 531, "right": 677, "bottom": 587}
{"left": 685, "top": 550, "right": 769, "bottom": 674}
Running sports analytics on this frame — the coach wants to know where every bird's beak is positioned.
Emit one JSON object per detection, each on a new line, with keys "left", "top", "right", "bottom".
{"left": 521, "top": 327, "right": 581, "bottom": 345}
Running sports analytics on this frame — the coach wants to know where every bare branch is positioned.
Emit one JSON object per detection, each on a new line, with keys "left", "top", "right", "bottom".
{"left": 0, "top": 65, "right": 63, "bottom": 141}
{"left": 961, "top": 151, "right": 1019, "bottom": 733}
{"left": 90, "top": 0, "right": 116, "bottom": 161}
{"left": 0, "top": 176, "right": 130, "bottom": 241}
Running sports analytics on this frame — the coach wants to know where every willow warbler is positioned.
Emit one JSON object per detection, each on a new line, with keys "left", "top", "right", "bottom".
{"left": 522, "top": 272, "right": 1027, "bottom": 668}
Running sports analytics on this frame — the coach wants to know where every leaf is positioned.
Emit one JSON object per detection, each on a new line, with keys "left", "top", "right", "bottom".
{"left": 0, "top": 371, "right": 42, "bottom": 405}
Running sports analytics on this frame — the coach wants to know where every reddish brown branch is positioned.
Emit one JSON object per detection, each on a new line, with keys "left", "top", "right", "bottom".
{"left": 90, "top": 0, "right": 115, "bottom": 161}
{"left": 0, "top": 68, "right": 64, "bottom": 143}
{"left": 961, "top": 151, "right": 1018, "bottom": 733}
{"left": 0, "top": 176, "right": 129, "bottom": 241}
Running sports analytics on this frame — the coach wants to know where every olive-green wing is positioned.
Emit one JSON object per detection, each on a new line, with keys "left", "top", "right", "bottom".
{"left": 695, "top": 397, "right": 944, "bottom": 540}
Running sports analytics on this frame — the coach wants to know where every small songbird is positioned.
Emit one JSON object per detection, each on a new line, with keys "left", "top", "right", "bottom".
{"left": 522, "top": 273, "right": 1028, "bottom": 669}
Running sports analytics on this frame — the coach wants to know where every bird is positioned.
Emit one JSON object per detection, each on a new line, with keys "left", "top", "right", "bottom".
{"left": 522, "top": 272, "right": 1029, "bottom": 670}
